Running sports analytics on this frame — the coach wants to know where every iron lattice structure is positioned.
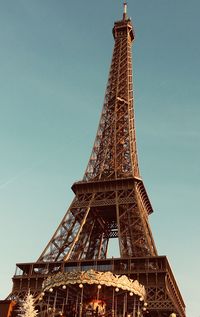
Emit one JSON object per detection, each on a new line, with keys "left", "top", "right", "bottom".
{"left": 37, "top": 10, "right": 157, "bottom": 264}
{"left": 7, "top": 4, "right": 186, "bottom": 317}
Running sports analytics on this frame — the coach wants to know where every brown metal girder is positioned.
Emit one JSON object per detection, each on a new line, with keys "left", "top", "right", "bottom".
{"left": 164, "top": 264, "right": 185, "bottom": 316}
{"left": 164, "top": 258, "right": 185, "bottom": 311}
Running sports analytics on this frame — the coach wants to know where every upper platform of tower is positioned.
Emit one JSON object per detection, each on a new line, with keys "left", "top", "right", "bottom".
{"left": 113, "top": 2, "right": 134, "bottom": 42}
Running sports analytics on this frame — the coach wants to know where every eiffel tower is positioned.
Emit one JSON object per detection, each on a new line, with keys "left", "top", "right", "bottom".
{"left": 3, "top": 3, "right": 186, "bottom": 317}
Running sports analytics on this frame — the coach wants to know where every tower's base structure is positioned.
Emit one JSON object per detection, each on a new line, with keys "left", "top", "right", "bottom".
{"left": 6, "top": 256, "right": 185, "bottom": 317}
{"left": 2, "top": 4, "right": 186, "bottom": 317}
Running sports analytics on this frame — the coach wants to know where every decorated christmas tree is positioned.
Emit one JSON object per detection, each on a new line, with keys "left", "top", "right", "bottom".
{"left": 18, "top": 291, "right": 38, "bottom": 317}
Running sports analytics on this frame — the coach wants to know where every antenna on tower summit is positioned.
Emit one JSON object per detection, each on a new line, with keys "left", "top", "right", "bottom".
{"left": 123, "top": 1, "right": 127, "bottom": 20}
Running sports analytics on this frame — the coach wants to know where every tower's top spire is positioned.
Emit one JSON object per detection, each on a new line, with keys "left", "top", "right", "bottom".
{"left": 123, "top": 2, "right": 128, "bottom": 21}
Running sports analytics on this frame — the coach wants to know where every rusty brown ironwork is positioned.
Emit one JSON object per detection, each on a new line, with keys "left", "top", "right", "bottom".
{"left": 6, "top": 4, "right": 186, "bottom": 317}
{"left": 37, "top": 9, "right": 157, "bottom": 264}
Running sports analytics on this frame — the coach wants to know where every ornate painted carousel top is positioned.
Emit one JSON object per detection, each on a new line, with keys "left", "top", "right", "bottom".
{"left": 42, "top": 269, "right": 146, "bottom": 300}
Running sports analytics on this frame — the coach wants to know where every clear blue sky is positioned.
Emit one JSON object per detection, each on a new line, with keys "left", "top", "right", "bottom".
{"left": 0, "top": 1, "right": 199, "bottom": 316}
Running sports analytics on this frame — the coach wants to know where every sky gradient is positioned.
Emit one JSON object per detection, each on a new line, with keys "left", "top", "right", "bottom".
{"left": 0, "top": 1, "right": 200, "bottom": 316}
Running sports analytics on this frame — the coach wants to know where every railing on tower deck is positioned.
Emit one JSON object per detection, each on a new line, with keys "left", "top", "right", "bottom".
{"left": 14, "top": 256, "right": 169, "bottom": 277}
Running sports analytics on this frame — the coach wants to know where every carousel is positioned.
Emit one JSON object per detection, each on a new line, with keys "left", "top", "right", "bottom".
{"left": 35, "top": 269, "right": 148, "bottom": 317}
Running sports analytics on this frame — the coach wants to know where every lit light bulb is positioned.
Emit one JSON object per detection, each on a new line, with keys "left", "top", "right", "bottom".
{"left": 115, "top": 288, "right": 119, "bottom": 292}
{"left": 79, "top": 283, "right": 83, "bottom": 288}
{"left": 129, "top": 292, "right": 133, "bottom": 296}
{"left": 62, "top": 285, "right": 66, "bottom": 289}
{"left": 97, "top": 285, "right": 102, "bottom": 289}
{"left": 49, "top": 288, "right": 53, "bottom": 292}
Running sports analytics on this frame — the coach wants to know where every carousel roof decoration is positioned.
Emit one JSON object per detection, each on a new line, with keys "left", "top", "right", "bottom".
{"left": 42, "top": 269, "right": 146, "bottom": 300}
